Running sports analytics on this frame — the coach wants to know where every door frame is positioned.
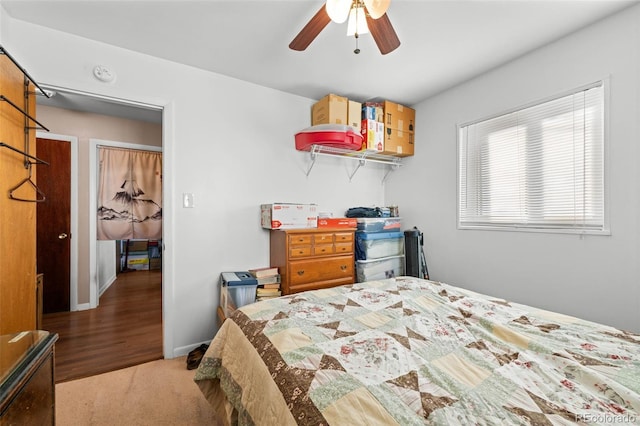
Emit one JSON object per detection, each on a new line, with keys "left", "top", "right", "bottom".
{"left": 38, "top": 84, "right": 176, "bottom": 359}
{"left": 36, "top": 132, "right": 79, "bottom": 311}
{"left": 89, "top": 138, "right": 163, "bottom": 309}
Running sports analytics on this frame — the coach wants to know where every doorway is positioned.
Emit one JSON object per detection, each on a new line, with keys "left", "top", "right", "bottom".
{"left": 90, "top": 139, "right": 163, "bottom": 304}
{"left": 35, "top": 87, "right": 165, "bottom": 378}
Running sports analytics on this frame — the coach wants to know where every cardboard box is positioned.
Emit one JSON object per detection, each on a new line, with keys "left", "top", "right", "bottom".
{"left": 312, "top": 94, "right": 348, "bottom": 126}
{"left": 149, "top": 257, "right": 162, "bottom": 270}
{"left": 360, "top": 119, "right": 384, "bottom": 152}
{"left": 362, "top": 103, "right": 384, "bottom": 122}
{"left": 347, "top": 100, "right": 362, "bottom": 131}
{"left": 261, "top": 203, "right": 318, "bottom": 229}
{"left": 383, "top": 101, "right": 415, "bottom": 134}
{"left": 382, "top": 128, "right": 414, "bottom": 157}
{"left": 127, "top": 239, "right": 148, "bottom": 253}
{"left": 317, "top": 217, "right": 357, "bottom": 228}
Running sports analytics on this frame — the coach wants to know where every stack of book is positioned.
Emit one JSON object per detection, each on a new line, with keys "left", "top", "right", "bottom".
{"left": 249, "top": 267, "right": 282, "bottom": 301}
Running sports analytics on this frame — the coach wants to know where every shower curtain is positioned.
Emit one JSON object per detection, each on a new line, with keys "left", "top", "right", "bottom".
{"left": 97, "top": 146, "right": 162, "bottom": 240}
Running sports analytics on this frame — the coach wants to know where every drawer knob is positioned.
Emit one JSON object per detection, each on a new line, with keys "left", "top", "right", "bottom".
{"left": 340, "top": 265, "right": 347, "bottom": 271}
{"left": 297, "top": 270, "right": 305, "bottom": 276}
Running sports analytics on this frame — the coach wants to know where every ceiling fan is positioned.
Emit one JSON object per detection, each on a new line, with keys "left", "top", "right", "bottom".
{"left": 289, "top": 0, "right": 400, "bottom": 55}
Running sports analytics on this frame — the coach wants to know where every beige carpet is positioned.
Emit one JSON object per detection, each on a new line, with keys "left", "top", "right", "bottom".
{"left": 55, "top": 356, "right": 223, "bottom": 425}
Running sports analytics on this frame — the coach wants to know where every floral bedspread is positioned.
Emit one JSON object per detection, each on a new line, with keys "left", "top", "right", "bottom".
{"left": 195, "top": 277, "right": 640, "bottom": 425}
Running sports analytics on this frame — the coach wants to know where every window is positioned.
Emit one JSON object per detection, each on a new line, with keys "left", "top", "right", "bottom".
{"left": 458, "top": 82, "right": 606, "bottom": 233}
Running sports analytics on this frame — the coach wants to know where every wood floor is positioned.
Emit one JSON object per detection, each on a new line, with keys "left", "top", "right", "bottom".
{"left": 42, "top": 270, "right": 163, "bottom": 383}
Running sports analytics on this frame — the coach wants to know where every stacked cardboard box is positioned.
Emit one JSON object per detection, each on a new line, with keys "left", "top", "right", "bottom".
{"left": 311, "top": 94, "right": 361, "bottom": 132}
{"left": 363, "top": 100, "right": 415, "bottom": 157}
{"left": 148, "top": 239, "right": 162, "bottom": 270}
{"left": 119, "top": 239, "right": 162, "bottom": 271}
{"left": 125, "top": 239, "right": 149, "bottom": 270}
{"left": 310, "top": 94, "right": 416, "bottom": 157}
{"left": 382, "top": 100, "right": 415, "bottom": 157}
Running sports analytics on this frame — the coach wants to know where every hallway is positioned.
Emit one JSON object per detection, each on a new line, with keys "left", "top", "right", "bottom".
{"left": 42, "top": 270, "right": 163, "bottom": 383}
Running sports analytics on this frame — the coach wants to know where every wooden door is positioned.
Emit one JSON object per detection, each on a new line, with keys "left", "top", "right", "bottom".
{"left": 36, "top": 137, "right": 71, "bottom": 313}
{"left": 0, "top": 57, "right": 37, "bottom": 334}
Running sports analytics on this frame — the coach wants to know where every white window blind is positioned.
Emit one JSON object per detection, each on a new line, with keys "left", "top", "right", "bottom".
{"left": 458, "top": 82, "right": 605, "bottom": 233}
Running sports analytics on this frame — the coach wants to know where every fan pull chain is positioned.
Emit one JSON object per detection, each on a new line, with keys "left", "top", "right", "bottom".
{"left": 353, "top": 1, "right": 362, "bottom": 54}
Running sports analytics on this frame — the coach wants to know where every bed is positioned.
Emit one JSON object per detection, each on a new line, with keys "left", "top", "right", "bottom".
{"left": 194, "top": 277, "right": 640, "bottom": 425}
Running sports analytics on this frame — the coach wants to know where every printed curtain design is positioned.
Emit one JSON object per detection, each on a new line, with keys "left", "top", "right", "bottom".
{"left": 97, "top": 146, "right": 162, "bottom": 240}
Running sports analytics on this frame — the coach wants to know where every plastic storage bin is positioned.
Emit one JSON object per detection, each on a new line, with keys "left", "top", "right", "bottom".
{"left": 220, "top": 277, "right": 257, "bottom": 318}
{"left": 356, "top": 255, "right": 405, "bottom": 282}
{"left": 356, "top": 231, "right": 405, "bottom": 260}
{"left": 356, "top": 217, "right": 402, "bottom": 233}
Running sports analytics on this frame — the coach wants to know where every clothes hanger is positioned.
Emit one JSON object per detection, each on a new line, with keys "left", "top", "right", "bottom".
{"left": 9, "top": 164, "right": 46, "bottom": 202}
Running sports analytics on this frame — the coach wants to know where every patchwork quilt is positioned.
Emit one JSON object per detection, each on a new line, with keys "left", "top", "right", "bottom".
{"left": 194, "top": 277, "right": 640, "bottom": 425}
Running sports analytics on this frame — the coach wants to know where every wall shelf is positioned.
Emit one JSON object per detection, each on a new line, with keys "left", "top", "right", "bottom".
{"left": 304, "top": 144, "right": 402, "bottom": 183}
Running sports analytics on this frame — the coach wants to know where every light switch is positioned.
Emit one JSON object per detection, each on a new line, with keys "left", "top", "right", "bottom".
{"left": 183, "top": 193, "right": 194, "bottom": 208}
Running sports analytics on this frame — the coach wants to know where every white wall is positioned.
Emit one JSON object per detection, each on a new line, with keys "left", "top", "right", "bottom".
{"left": 1, "top": 15, "right": 387, "bottom": 357}
{"left": 96, "top": 240, "right": 116, "bottom": 297}
{"left": 388, "top": 4, "right": 640, "bottom": 332}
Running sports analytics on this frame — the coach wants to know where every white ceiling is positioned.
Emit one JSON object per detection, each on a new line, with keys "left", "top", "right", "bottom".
{"left": 2, "top": 0, "right": 637, "bottom": 121}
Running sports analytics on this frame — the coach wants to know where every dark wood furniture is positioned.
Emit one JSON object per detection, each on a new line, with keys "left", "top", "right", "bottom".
{"left": 270, "top": 228, "right": 355, "bottom": 295}
{"left": 0, "top": 330, "right": 58, "bottom": 424}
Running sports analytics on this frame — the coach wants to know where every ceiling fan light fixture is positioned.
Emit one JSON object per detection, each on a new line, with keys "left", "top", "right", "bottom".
{"left": 326, "top": 0, "right": 352, "bottom": 24}
{"left": 346, "top": 6, "right": 369, "bottom": 36}
{"left": 363, "top": 0, "right": 390, "bottom": 19}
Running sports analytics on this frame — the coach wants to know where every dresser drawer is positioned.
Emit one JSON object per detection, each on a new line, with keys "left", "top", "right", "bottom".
{"left": 289, "top": 256, "right": 354, "bottom": 286}
{"left": 313, "top": 233, "right": 334, "bottom": 244}
{"left": 334, "top": 242, "right": 353, "bottom": 254}
{"left": 289, "top": 234, "right": 312, "bottom": 245}
{"left": 334, "top": 232, "right": 353, "bottom": 243}
{"left": 290, "top": 246, "right": 312, "bottom": 258}
{"left": 313, "top": 244, "right": 334, "bottom": 256}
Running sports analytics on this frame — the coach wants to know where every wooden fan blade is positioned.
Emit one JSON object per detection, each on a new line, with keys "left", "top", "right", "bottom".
{"left": 289, "top": 5, "right": 332, "bottom": 51}
{"left": 366, "top": 13, "right": 400, "bottom": 55}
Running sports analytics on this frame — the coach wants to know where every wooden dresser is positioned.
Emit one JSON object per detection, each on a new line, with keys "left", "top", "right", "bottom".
{"left": 270, "top": 228, "right": 355, "bottom": 295}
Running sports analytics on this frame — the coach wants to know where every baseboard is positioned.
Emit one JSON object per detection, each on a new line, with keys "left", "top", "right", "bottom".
{"left": 98, "top": 274, "right": 117, "bottom": 297}
{"left": 74, "top": 302, "right": 92, "bottom": 311}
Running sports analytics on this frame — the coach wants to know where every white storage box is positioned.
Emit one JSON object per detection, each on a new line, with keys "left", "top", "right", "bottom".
{"left": 356, "top": 255, "right": 405, "bottom": 282}
{"left": 261, "top": 203, "right": 318, "bottom": 229}
{"left": 356, "top": 217, "right": 402, "bottom": 233}
{"left": 126, "top": 254, "right": 149, "bottom": 270}
{"left": 356, "top": 231, "right": 404, "bottom": 260}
